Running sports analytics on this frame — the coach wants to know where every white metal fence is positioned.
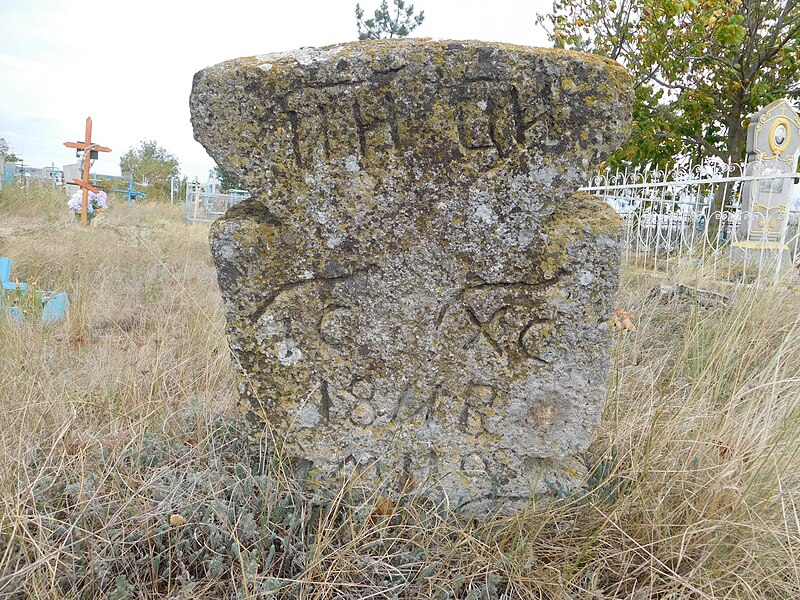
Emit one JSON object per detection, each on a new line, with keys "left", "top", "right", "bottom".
{"left": 182, "top": 161, "right": 800, "bottom": 283}
{"left": 580, "top": 157, "right": 800, "bottom": 282}
{"left": 184, "top": 183, "right": 250, "bottom": 224}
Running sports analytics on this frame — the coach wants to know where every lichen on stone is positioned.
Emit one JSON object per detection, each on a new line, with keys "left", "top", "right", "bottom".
{"left": 190, "top": 39, "right": 632, "bottom": 514}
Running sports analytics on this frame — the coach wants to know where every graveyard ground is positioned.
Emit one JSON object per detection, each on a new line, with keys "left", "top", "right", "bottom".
{"left": 1, "top": 185, "right": 799, "bottom": 599}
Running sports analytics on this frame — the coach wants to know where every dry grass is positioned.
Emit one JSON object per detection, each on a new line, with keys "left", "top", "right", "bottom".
{"left": 0, "top": 184, "right": 799, "bottom": 598}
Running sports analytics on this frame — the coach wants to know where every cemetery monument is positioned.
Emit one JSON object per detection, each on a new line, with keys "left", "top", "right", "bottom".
{"left": 190, "top": 40, "right": 633, "bottom": 513}
{"left": 735, "top": 99, "right": 800, "bottom": 267}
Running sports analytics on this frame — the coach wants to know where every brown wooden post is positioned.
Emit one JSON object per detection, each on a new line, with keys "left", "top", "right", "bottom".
{"left": 64, "top": 117, "right": 111, "bottom": 227}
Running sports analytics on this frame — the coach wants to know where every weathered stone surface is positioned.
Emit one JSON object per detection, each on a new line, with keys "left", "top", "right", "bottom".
{"left": 190, "top": 39, "right": 632, "bottom": 513}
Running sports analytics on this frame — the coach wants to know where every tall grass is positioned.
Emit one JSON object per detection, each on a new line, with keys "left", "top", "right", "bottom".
{"left": 0, "top": 186, "right": 798, "bottom": 598}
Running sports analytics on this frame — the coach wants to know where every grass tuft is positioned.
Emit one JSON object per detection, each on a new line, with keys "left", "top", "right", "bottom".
{"left": 1, "top": 185, "right": 799, "bottom": 598}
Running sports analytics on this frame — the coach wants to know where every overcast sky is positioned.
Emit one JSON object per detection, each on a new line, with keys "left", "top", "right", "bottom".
{"left": 0, "top": 0, "right": 551, "bottom": 181}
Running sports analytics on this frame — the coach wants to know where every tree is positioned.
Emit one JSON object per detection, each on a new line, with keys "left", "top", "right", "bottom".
{"left": 210, "top": 165, "right": 243, "bottom": 191}
{"left": 355, "top": 0, "right": 425, "bottom": 40}
{"left": 538, "top": 0, "right": 800, "bottom": 169}
{"left": 0, "top": 138, "right": 20, "bottom": 163}
{"left": 119, "top": 140, "right": 180, "bottom": 187}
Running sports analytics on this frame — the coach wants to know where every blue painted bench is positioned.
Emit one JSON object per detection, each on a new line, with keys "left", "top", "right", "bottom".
{"left": 1, "top": 257, "right": 69, "bottom": 324}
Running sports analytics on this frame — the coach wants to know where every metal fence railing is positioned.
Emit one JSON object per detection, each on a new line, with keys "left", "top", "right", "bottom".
{"left": 185, "top": 183, "right": 250, "bottom": 224}
{"left": 579, "top": 156, "right": 800, "bottom": 283}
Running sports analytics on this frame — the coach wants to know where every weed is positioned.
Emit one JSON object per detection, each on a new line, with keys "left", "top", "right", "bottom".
{"left": 1, "top": 186, "right": 799, "bottom": 598}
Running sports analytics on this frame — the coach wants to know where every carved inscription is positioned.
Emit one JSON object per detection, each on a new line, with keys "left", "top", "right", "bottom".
{"left": 195, "top": 39, "right": 632, "bottom": 514}
{"left": 459, "top": 384, "right": 497, "bottom": 434}
{"left": 279, "top": 80, "right": 551, "bottom": 167}
{"left": 456, "top": 84, "right": 529, "bottom": 157}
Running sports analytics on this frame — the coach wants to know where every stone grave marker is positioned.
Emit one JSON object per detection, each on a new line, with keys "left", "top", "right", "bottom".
{"left": 63, "top": 162, "right": 82, "bottom": 197}
{"left": 737, "top": 99, "right": 800, "bottom": 249}
{"left": 190, "top": 40, "right": 633, "bottom": 513}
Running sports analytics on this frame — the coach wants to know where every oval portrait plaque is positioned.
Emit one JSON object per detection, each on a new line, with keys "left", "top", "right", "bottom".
{"left": 769, "top": 117, "right": 791, "bottom": 154}
{"left": 774, "top": 124, "right": 787, "bottom": 146}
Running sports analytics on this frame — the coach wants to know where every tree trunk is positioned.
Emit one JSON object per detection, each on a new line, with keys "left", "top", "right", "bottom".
{"left": 708, "top": 100, "right": 747, "bottom": 241}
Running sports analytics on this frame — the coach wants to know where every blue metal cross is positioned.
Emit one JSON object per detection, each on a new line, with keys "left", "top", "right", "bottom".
{"left": 115, "top": 175, "right": 147, "bottom": 206}
{"left": 1, "top": 257, "right": 69, "bottom": 324}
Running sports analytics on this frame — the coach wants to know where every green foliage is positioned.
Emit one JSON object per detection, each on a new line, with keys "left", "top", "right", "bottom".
{"left": 355, "top": 0, "right": 425, "bottom": 40}
{"left": 1, "top": 414, "right": 515, "bottom": 598}
{"left": 210, "top": 165, "right": 243, "bottom": 192}
{"left": 0, "top": 137, "right": 20, "bottom": 163}
{"left": 119, "top": 140, "right": 181, "bottom": 202}
{"left": 538, "top": 0, "right": 800, "bottom": 168}
{"left": 119, "top": 140, "right": 180, "bottom": 189}
{"left": 0, "top": 180, "right": 64, "bottom": 219}
{"left": 3, "top": 196, "right": 800, "bottom": 597}
{"left": 1, "top": 286, "right": 44, "bottom": 322}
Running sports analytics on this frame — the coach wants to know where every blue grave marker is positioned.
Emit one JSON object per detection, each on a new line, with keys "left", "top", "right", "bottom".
{"left": 0, "top": 257, "right": 69, "bottom": 324}
{"left": 115, "top": 175, "right": 146, "bottom": 206}
{"left": 2, "top": 163, "right": 15, "bottom": 186}
{"left": 41, "top": 292, "right": 69, "bottom": 324}
{"left": 1, "top": 257, "right": 27, "bottom": 292}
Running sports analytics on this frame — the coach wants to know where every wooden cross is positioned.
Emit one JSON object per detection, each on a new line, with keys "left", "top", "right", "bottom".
{"left": 64, "top": 117, "right": 111, "bottom": 226}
